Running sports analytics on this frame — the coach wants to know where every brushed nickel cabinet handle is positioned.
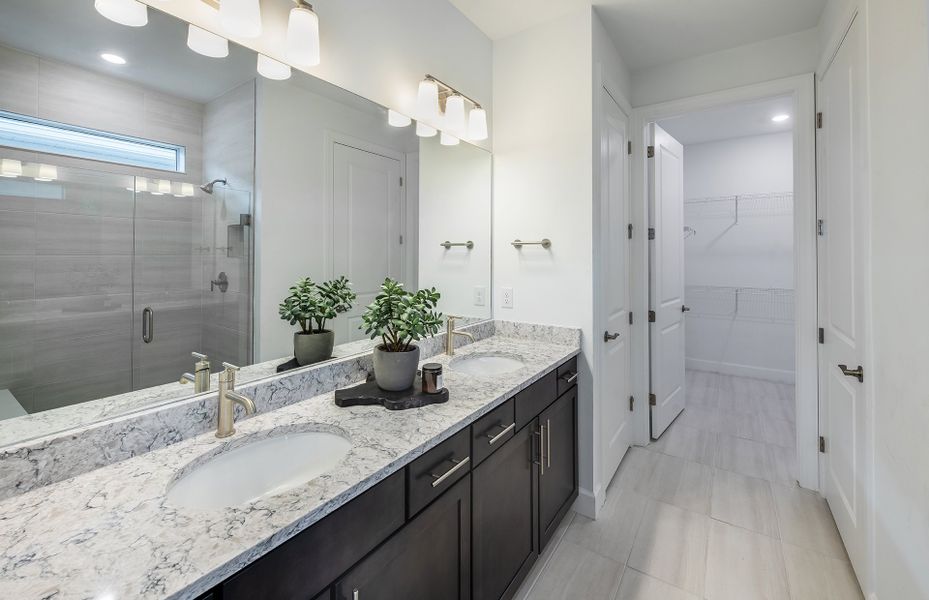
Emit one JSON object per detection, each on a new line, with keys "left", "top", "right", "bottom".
{"left": 141, "top": 307, "right": 154, "bottom": 343}
{"left": 561, "top": 371, "right": 579, "bottom": 383}
{"left": 535, "top": 425, "right": 546, "bottom": 476}
{"left": 487, "top": 422, "right": 516, "bottom": 445}
{"left": 430, "top": 456, "right": 470, "bottom": 488}
{"left": 547, "top": 418, "right": 552, "bottom": 468}
{"left": 353, "top": 589, "right": 359, "bottom": 600}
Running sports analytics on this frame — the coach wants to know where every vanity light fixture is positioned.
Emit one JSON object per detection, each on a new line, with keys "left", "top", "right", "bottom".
{"left": 100, "top": 53, "right": 127, "bottom": 65}
{"left": 94, "top": 0, "right": 148, "bottom": 27}
{"left": 444, "top": 94, "right": 466, "bottom": 136}
{"left": 0, "top": 159, "right": 22, "bottom": 178}
{"left": 388, "top": 110, "right": 412, "bottom": 127}
{"left": 257, "top": 54, "right": 292, "bottom": 80}
{"left": 34, "top": 164, "right": 58, "bottom": 182}
{"left": 772, "top": 114, "right": 791, "bottom": 123}
{"left": 287, "top": 1, "right": 321, "bottom": 67}
{"left": 187, "top": 25, "right": 229, "bottom": 58}
{"left": 440, "top": 131, "right": 460, "bottom": 146}
{"left": 416, "top": 122, "right": 437, "bottom": 138}
{"left": 468, "top": 106, "right": 488, "bottom": 141}
{"left": 416, "top": 77, "right": 440, "bottom": 121}
{"left": 220, "top": 0, "right": 262, "bottom": 38}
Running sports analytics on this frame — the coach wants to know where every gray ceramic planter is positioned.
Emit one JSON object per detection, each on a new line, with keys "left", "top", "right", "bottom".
{"left": 373, "top": 344, "right": 420, "bottom": 391}
{"left": 293, "top": 330, "right": 335, "bottom": 366}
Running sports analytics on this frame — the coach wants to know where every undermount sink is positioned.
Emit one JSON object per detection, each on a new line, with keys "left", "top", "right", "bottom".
{"left": 449, "top": 352, "right": 526, "bottom": 376}
{"left": 167, "top": 430, "right": 351, "bottom": 510}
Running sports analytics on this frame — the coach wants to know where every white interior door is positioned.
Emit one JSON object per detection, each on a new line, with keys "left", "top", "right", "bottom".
{"left": 332, "top": 142, "right": 403, "bottom": 343}
{"left": 599, "top": 88, "right": 632, "bottom": 486}
{"left": 648, "top": 123, "right": 686, "bottom": 439}
{"left": 818, "top": 14, "right": 868, "bottom": 576}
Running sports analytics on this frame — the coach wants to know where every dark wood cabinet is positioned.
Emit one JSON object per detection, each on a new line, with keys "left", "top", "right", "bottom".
{"left": 472, "top": 424, "right": 538, "bottom": 600}
{"left": 538, "top": 386, "right": 578, "bottom": 549}
{"left": 334, "top": 474, "right": 471, "bottom": 600}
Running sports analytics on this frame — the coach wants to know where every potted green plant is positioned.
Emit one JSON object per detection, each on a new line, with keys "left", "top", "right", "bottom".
{"left": 361, "top": 278, "right": 443, "bottom": 391}
{"left": 279, "top": 276, "right": 356, "bottom": 366}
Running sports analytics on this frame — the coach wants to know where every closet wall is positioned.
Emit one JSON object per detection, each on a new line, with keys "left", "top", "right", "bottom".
{"left": 683, "top": 132, "right": 795, "bottom": 382}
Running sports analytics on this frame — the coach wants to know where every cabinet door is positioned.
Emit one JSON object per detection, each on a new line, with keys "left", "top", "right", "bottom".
{"left": 539, "top": 387, "right": 578, "bottom": 549}
{"left": 472, "top": 425, "right": 538, "bottom": 600}
{"left": 335, "top": 475, "right": 471, "bottom": 600}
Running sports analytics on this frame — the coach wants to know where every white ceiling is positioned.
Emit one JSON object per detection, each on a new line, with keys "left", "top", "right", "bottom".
{"left": 449, "top": 0, "right": 828, "bottom": 70}
{"left": 657, "top": 95, "right": 794, "bottom": 146}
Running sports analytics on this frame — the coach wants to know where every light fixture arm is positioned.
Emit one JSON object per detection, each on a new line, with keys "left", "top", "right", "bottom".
{"left": 424, "top": 74, "right": 482, "bottom": 109}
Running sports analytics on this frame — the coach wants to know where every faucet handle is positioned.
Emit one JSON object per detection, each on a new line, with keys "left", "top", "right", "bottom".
{"left": 222, "top": 362, "right": 240, "bottom": 372}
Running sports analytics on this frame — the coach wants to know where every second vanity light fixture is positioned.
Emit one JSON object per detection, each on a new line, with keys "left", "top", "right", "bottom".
{"left": 96, "top": 0, "right": 321, "bottom": 80}
{"left": 389, "top": 75, "right": 488, "bottom": 145}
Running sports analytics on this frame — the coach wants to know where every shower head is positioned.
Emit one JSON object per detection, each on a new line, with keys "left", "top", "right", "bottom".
{"left": 200, "top": 178, "right": 227, "bottom": 194}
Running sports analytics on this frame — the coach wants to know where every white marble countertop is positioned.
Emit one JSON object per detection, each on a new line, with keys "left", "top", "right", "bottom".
{"left": 0, "top": 333, "right": 579, "bottom": 600}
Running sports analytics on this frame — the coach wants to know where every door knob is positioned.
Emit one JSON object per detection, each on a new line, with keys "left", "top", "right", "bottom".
{"left": 604, "top": 331, "right": 621, "bottom": 342}
{"left": 682, "top": 305, "right": 691, "bottom": 313}
{"left": 838, "top": 364, "right": 864, "bottom": 382}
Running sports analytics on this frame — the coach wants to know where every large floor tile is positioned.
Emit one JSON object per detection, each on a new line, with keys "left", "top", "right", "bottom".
{"left": 717, "top": 411, "right": 765, "bottom": 441}
{"left": 686, "top": 369, "right": 719, "bottom": 390}
{"left": 677, "top": 406, "right": 720, "bottom": 433}
{"left": 716, "top": 434, "right": 771, "bottom": 480}
{"left": 710, "top": 469, "right": 779, "bottom": 538}
{"left": 781, "top": 542, "right": 863, "bottom": 600}
{"left": 618, "top": 449, "right": 712, "bottom": 514}
{"left": 616, "top": 568, "right": 699, "bottom": 600}
{"left": 771, "top": 484, "right": 848, "bottom": 559}
{"left": 651, "top": 423, "right": 717, "bottom": 466}
{"left": 628, "top": 500, "right": 709, "bottom": 596}
{"left": 687, "top": 382, "right": 718, "bottom": 410}
{"left": 705, "top": 519, "right": 789, "bottom": 600}
{"left": 766, "top": 443, "right": 797, "bottom": 485}
{"left": 564, "top": 486, "right": 648, "bottom": 564}
{"left": 524, "top": 540, "right": 624, "bottom": 600}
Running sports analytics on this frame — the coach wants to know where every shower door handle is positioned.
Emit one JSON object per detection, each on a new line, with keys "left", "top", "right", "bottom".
{"left": 142, "top": 307, "right": 154, "bottom": 344}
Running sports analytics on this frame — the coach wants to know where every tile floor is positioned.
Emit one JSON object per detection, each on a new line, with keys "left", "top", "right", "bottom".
{"left": 514, "top": 371, "right": 863, "bottom": 600}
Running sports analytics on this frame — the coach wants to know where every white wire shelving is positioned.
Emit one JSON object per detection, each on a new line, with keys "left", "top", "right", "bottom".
{"left": 685, "top": 285, "right": 795, "bottom": 323}
{"left": 684, "top": 192, "right": 793, "bottom": 221}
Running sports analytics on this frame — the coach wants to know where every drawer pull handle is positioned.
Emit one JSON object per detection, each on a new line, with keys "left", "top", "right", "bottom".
{"left": 535, "top": 425, "right": 546, "bottom": 476}
{"left": 353, "top": 589, "right": 360, "bottom": 600}
{"left": 430, "top": 456, "right": 470, "bottom": 488}
{"left": 560, "top": 372, "right": 578, "bottom": 384}
{"left": 547, "top": 419, "right": 552, "bottom": 468}
{"left": 486, "top": 422, "right": 516, "bottom": 445}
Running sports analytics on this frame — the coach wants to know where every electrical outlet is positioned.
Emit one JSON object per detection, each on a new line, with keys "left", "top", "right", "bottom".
{"left": 473, "top": 286, "right": 486, "bottom": 307}
{"left": 501, "top": 287, "right": 514, "bottom": 309}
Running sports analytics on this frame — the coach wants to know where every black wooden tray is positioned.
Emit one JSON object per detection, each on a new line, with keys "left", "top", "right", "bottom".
{"left": 334, "top": 376, "right": 449, "bottom": 410}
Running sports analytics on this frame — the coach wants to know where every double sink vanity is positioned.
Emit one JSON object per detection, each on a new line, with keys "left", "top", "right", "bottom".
{"left": 0, "top": 323, "right": 580, "bottom": 600}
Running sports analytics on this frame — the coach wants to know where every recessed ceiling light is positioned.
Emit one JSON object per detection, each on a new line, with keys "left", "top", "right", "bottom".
{"left": 101, "top": 53, "right": 127, "bottom": 65}
{"left": 771, "top": 114, "right": 790, "bottom": 123}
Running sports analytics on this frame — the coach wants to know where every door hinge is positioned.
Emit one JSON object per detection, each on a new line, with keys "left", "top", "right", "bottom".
{"left": 399, "top": 176, "right": 404, "bottom": 187}
{"left": 816, "top": 112, "right": 823, "bottom": 129}
{"left": 647, "top": 145, "right": 655, "bottom": 158}
{"left": 627, "top": 140, "right": 632, "bottom": 155}
{"left": 648, "top": 393, "right": 657, "bottom": 406}
{"left": 648, "top": 310, "right": 656, "bottom": 323}
{"left": 819, "top": 436, "right": 826, "bottom": 453}
{"left": 627, "top": 223, "right": 633, "bottom": 239}
{"left": 629, "top": 396, "right": 635, "bottom": 411}
{"left": 399, "top": 235, "right": 404, "bottom": 245}
{"left": 817, "top": 219, "right": 825, "bottom": 236}
{"left": 628, "top": 312, "right": 634, "bottom": 325}
{"left": 648, "top": 227, "right": 655, "bottom": 240}
{"left": 818, "top": 327, "right": 825, "bottom": 344}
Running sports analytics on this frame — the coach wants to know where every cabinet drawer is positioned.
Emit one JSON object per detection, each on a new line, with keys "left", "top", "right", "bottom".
{"left": 556, "top": 357, "right": 579, "bottom": 398}
{"left": 514, "top": 371, "right": 557, "bottom": 431}
{"left": 471, "top": 399, "right": 516, "bottom": 467}
{"left": 223, "top": 470, "right": 405, "bottom": 600}
{"left": 407, "top": 427, "right": 471, "bottom": 518}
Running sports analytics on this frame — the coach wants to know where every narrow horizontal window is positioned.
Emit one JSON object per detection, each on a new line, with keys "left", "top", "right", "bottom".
{"left": 0, "top": 110, "right": 185, "bottom": 172}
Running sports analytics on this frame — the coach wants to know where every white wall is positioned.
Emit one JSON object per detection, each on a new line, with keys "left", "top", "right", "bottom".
{"left": 418, "top": 136, "right": 492, "bottom": 319}
{"left": 254, "top": 78, "right": 417, "bottom": 361}
{"left": 631, "top": 28, "right": 820, "bottom": 107}
{"left": 681, "top": 133, "right": 795, "bottom": 381}
{"left": 142, "top": 0, "right": 493, "bottom": 150}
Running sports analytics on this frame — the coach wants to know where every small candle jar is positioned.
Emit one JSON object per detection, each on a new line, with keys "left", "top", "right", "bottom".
{"left": 421, "top": 363, "right": 444, "bottom": 394}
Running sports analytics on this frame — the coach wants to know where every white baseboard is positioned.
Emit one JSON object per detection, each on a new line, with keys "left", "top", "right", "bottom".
{"left": 686, "top": 357, "right": 796, "bottom": 383}
{"left": 574, "top": 486, "right": 601, "bottom": 519}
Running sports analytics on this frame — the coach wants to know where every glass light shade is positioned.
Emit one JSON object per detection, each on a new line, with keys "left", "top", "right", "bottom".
{"left": 187, "top": 25, "right": 229, "bottom": 58}
{"left": 181, "top": 183, "right": 195, "bottom": 197}
{"left": 286, "top": 3, "right": 320, "bottom": 67}
{"left": 257, "top": 54, "right": 292, "bottom": 80}
{"left": 468, "top": 107, "right": 488, "bottom": 141}
{"left": 440, "top": 131, "right": 460, "bottom": 146}
{"left": 94, "top": 0, "right": 148, "bottom": 27}
{"left": 444, "top": 95, "right": 466, "bottom": 136}
{"left": 416, "top": 79, "right": 440, "bottom": 120}
{"left": 220, "top": 0, "right": 262, "bottom": 38}
{"left": 35, "top": 164, "right": 58, "bottom": 182}
{"left": 388, "top": 110, "right": 412, "bottom": 127}
{"left": 0, "top": 159, "right": 23, "bottom": 178}
{"left": 416, "top": 122, "right": 437, "bottom": 138}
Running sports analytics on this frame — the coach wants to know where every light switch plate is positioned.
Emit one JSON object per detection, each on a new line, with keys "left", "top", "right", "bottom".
{"left": 473, "top": 286, "right": 486, "bottom": 307}
{"left": 501, "top": 287, "right": 514, "bottom": 309}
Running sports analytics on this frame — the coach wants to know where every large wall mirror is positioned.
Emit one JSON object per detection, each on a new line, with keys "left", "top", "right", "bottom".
{"left": 0, "top": 1, "right": 492, "bottom": 445}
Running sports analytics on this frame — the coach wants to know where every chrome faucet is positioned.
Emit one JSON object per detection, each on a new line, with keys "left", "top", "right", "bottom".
{"left": 216, "top": 363, "right": 257, "bottom": 438}
{"left": 180, "top": 352, "right": 211, "bottom": 393}
{"left": 445, "top": 315, "right": 475, "bottom": 356}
